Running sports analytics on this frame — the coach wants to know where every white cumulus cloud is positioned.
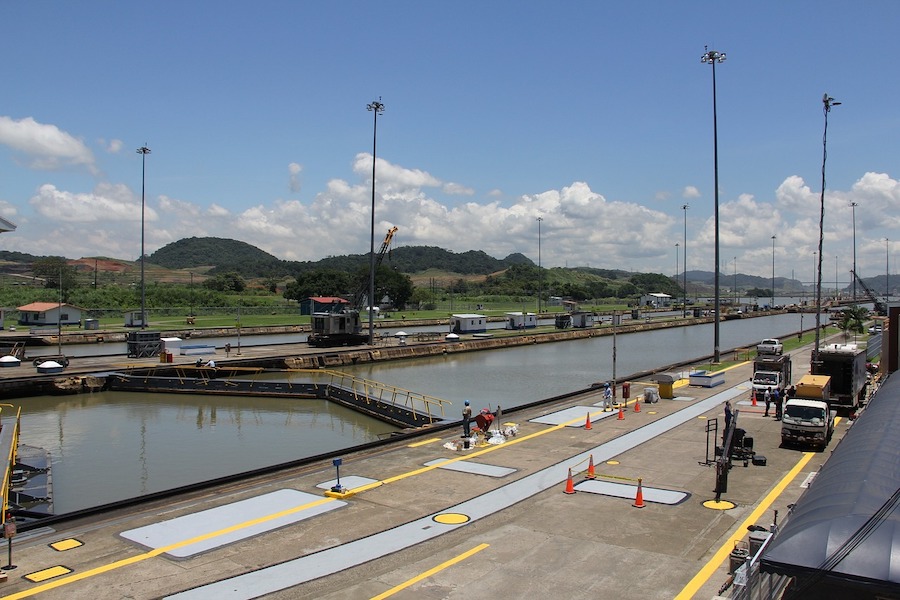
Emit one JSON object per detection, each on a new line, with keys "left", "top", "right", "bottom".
{"left": 0, "top": 116, "right": 97, "bottom": 173}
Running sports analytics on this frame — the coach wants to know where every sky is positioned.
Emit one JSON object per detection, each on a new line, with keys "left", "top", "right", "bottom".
{"left": 0, "top": 2, "right": 898, "bottom": 286}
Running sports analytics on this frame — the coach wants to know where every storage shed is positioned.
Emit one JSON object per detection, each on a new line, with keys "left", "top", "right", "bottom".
{"left": 639, "top": 293, "right": 672, "bottom": 308}
{"left": 450, "top": 314, "right": 487, "bottom": 334}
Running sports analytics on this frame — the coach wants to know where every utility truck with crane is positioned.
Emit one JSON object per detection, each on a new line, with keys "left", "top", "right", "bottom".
{"left": 308, "top": 227, "right": 398, "bottom": 348}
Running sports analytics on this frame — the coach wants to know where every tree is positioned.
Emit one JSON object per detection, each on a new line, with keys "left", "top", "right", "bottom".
{"left": 283, "top": 270, "right": 352, "bottom": 301}
{"left": 747, "top": 287, "right": 772, "bottom": 298}
{"left": 837, "top": 306, "right": 867, "bottom": 341}
{"left": 375, "top": 266, "right": 414, "bottom": 310}
{"left": 32, "top": 257, "right": 79, "bottom": 302}
{"left": 203, "top": 271, "right": 246, "bottom": 292}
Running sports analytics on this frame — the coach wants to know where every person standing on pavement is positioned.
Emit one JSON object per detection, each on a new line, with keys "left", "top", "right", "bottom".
{"left": 724, "top": 400, "right": 733, "bottom": 433}
{"left": 603, "top": 382, "right": 613, "bottom": 411}
{"left": 772, "top": 387, "right": 781, "bottom": 418}
{"left": 462, "top": 400, "right": 472, "bottom": 437}
{"left": 764, "top": 387, "right": 772, "bottom": 417}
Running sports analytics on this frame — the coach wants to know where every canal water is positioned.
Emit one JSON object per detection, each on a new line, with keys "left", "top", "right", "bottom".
{"left": 16, "top": 313, "right": 810, "bottom": 513}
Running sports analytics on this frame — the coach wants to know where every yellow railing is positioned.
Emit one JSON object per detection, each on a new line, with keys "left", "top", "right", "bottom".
{"left": 288, "top": 369, "right": 450, "bottom": 424}
{"left": 1, "top": 405, "right": 21, "bottom": 526}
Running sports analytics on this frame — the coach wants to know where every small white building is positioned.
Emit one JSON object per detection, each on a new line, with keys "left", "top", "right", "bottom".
{"left": 450, "top": 314, "right": 487, "bottom": 334}
{"left": 505, "top": 312, "right": 537, "bottom": 330}
{"left": 17, "top": 302, "right": 83, "bottom": 326}
{"left": 571, "top": 311, "right": 593, "bottom": 328}
{"left": 124, "top": 310, "right": 147, "bottom": 328}
{"left": 640, "top": 293, "right": 672, "bottom": 308}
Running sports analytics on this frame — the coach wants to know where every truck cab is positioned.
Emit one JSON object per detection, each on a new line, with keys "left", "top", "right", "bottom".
{"left": 781, "top": 398, "right": 835, "bottom": 450}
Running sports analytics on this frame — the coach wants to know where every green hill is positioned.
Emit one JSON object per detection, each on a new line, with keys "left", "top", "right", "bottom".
{"left": 149, "top": 237, "right": 286, "bottom": 277}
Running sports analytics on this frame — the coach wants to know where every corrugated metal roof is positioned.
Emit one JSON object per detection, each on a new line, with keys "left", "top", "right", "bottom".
{"left": 761, "top": 373, "right": 900, "bottom": 596}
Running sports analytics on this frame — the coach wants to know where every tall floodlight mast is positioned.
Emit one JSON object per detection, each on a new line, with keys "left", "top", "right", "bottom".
{"left": 701, "top": 47, "right": 726, "bottom": 362}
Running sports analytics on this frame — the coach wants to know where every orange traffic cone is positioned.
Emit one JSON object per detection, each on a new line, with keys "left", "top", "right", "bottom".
{"left": 634, "top": 399, "right": 641, "bottom": 413}
{"left": 584, "top": 411, "right": 592, "bottom": 430}
{"left": 617, "top": 406, "right": 625, "bottom": 420}
{"left": 564, "top": 468, "right": 576, "bottom": 494}
{"left": 587, "top": 455, "right": 596, "bottom": 479}
{"left": 751, "top": 390, "right": 757, "bottom": 407}
{"left": 633, "top": 477, "right": 645, "bottom": 508}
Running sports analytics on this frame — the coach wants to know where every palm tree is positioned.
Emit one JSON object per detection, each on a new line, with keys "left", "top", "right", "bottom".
{"left": 837, "top": 306, "right": 868, "bottom": 342}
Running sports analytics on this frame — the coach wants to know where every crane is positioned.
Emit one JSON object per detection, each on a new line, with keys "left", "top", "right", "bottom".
{"left": 351, "top": 226, "right": 398, "bottom": 311}
{"left": 850, "top": 270, "right": 887, "bottom": 316}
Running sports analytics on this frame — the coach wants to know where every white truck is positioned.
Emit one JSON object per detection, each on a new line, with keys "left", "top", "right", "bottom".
{"left": 781, "top": 374, "right": 836, "bottom": 450}
{"left": 756, "top": 338, "right": 784, "bottom": 355}
{"left": 751, "top": 354, "right": 792, "bottom": 396}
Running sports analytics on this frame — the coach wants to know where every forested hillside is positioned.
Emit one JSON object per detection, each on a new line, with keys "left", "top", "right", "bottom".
{"left": 149, "top": 237, "right": 285, "bottom": 277}
{"left": 147, "top": 237, "right": 533, "bottom": 278}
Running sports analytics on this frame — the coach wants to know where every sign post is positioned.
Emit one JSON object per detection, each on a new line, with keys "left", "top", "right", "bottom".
{"left": 4, "top": 518, "right": 17, "bottom": 570}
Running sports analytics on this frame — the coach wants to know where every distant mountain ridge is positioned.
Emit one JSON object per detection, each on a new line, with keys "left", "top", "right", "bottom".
{"left": 146, "top": 237, "right": 533, "bottom": 278}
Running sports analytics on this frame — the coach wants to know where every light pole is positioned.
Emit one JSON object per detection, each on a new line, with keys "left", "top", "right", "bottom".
{"left": 887, "top": 238, "right": 891, "bottom": 302}
{"left": 675, "top": 243, "right": 679, "bottom": 310}
{"left": 771, "top": 235, "right": 776, "bottom": 308}
{"left": 701, "top": 46, "right": 726, "bottom": 363}
{"left": 537, "top": 216, "right": 543, "bottom": 316}
{"left": 835, "top": 255, "right": 839, "bottom": 301}
{"left": 136, "top": 145, "right": 151, "bottom": 330}
{"left": 733, "top": 256, "right": 737, "bottom": 306}
{"left": 682, "top": 203, "right": 689, "bottom": 316}
{"left": 814, "top": 94, "right": 840, "bottom": 365}
{"left": 366, "top": 98, "right": 385, "bottom": 345}
{"left": 850, "top": 201, "right": 858, "bottom": 304}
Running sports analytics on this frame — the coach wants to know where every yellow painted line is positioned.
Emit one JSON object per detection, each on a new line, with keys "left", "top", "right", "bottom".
{"left": 24, "top": 565, "right": 72, "bottom": 582}
{"left": 50, "top": 538, "right": 83, "bottom": 551}
{"left": 407, "top": 437, "right": 441, "bottom": 448}
{"left": 369, "top": 543, "right": 489, "bottom": 600}
{"left": 674, "top": 449, "right": 818, "bottom": 599}
{"left": 1, "top": 495, "right": 338, "bottom": 599}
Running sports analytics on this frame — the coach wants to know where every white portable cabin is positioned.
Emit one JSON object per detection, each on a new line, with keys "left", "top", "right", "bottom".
{"left": 450, "top": 314, "right": 487, "bottom": 334}
{"left": 571, "top": 311, "right": 593, "bottom": 328}
{"left": 124, "top": 310, "right": 147, "bottom": 328}
{"left": 505, "top": 312, "right": 536, "bottom": 329}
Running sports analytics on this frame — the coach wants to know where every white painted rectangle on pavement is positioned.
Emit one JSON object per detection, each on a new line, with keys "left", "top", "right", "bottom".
{"left": 530, "top": 405, "right": 616, "bottom": 427}
{"left": 424, "top": 459, "right": 516, "bottom": 477}
{"left": 121, "top": 489, "right": 344, "bottom": 558}
{"left": 574, "top": 479, "right": 689, "bottom": 505}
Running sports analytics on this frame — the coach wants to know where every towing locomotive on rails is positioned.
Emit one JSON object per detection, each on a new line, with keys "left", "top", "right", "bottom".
{"left": 307, "top": 227, "right": 398, "bottom": 348}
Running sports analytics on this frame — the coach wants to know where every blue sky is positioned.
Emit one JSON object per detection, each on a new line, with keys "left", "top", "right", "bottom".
{"left": 0, "top": 2, "right": 898, "bottom": 285}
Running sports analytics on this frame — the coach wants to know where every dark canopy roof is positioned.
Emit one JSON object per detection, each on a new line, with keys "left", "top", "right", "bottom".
{"left": 761, "top": 373, "right": 900, "bottom": 597}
